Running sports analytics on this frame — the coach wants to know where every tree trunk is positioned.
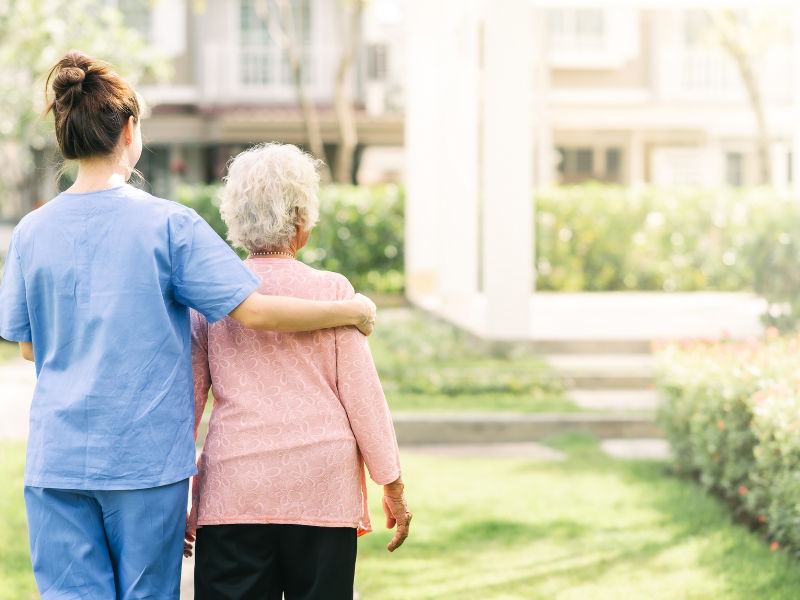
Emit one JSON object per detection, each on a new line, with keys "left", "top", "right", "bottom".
{"left": 267, "top": 0, "right": 332, "bottom": 183}
{"left": 333, "top": 1, "right": 362, "bottom": 184}
{"left": 290, "top": 56, "right": 331, "bottom": 183}
{"left": 709, "top": 10, "right": 771, "bottom": 185}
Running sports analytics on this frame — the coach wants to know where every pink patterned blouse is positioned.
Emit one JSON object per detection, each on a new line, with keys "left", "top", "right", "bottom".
{"left": 188, "top": 257, "right": 401, "bottom": 536}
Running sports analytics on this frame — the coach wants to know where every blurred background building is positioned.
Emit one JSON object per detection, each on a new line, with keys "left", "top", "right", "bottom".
{"left": 17, "top": 1, "right": 800, "bottom": 209}
{"left": 130, "top": 0, "right": 407, "bottom": 198}
{"left": 3, "top": 0, "right": 799, "bottom": 341}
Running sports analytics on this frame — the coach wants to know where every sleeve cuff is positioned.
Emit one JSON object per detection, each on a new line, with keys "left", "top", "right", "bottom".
{"left": 0, "top": 327, "right": 31, "bottom": 343}
{"left": 203, "top": 276, "right": 261, "bottom": 324}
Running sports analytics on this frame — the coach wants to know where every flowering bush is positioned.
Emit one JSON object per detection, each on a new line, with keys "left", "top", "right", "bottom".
{"left": 174, "top": 183, "right": 404, "bottom": 293}
{"left": 657, "top": 330, "right": 800, "bottom": 553}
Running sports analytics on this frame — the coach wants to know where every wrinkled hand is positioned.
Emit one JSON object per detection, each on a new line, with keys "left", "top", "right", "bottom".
{"left": 382, "top": 478, "right": 411, "bottom": 552}
{"left": 354, "top": 293, "right": 377, "bottom": 336}
{"left": 184, "top": 514, "right": 195, "bottom": 558}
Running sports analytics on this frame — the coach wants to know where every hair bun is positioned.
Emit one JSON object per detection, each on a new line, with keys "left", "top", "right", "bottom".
{"left": 53, "top": 67, "right": 86, "bottom": 102}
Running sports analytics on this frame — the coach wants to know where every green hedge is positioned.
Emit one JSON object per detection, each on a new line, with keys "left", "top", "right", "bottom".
{"left": 536, "top": 184, "right": 800, "bottom": 328}
{"left": 174, "top": 183, "right": 404, "bottom": 294}
{"left": 656, "top": 331, "right": 800, "bottom": 553}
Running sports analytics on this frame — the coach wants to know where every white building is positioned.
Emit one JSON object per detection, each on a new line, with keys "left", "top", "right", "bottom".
{"left": 402, "top": 0, "right": 800, "bottom": 340}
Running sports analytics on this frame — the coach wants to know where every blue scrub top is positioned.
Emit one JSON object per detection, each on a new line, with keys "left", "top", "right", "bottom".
{"left": 0, "top": 185, "right": 260, "bottom": 490}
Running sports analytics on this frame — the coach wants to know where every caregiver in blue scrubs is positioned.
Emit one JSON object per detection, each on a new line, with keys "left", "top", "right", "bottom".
{"left": 0, "top": 50, "right": 376, "bottom": 600}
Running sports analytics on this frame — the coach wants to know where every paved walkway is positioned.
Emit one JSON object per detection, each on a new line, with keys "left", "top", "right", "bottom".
{"left": 0, "top": 358, "right": 36, "bottom": 440}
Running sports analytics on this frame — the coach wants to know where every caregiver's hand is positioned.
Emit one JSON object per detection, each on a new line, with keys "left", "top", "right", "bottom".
{"left": 383, "top": 477, "right": 412, "bottom": 552}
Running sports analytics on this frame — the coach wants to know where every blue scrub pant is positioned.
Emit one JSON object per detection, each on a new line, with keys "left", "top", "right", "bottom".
{"left": 24, "top": 479, "right": 190, "bottom": 600}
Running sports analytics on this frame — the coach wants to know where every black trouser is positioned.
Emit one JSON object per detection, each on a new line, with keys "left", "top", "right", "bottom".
{"left": 194, "top": 523, "right": 357, "bottom": 600}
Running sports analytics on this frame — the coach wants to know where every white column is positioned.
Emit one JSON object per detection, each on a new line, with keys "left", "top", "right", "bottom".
{"left": 773, "top": 142, "right": 789, "bottom": 190}
{"left": 534, "top": 8, "right": 554, "bottom": 187}
{"left": 482, "top": 0, "right": 534, "bottom": 340}
{"left": 439, "top": 1, "right": 480, "bottom": 300}
{"left": 793, "top": 6, "right": 800, "bottom": 195}
{"left": 404, "top": 0, "right": 445, "bottom": 302}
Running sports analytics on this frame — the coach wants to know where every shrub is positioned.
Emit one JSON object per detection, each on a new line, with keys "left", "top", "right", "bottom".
{"left": 657, "top": 331, "right": 800, "bottom": 553}
{"left": 173, "top": 183, "right": 404, "bottom": 293}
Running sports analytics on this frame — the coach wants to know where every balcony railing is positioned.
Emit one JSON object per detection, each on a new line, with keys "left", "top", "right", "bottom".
{"left": 658, "top": 47, "right": 792, "bottom": 103}
{"left": 202, "top": 43, "right": 338, "bottom": 104}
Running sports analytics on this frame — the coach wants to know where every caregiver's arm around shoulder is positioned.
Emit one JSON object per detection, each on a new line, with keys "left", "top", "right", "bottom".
{"left": 229, "top": 291, "right": 377, "bottom": 336}
{"left": 19, "top": 341, "right": 34, "bottom": 362}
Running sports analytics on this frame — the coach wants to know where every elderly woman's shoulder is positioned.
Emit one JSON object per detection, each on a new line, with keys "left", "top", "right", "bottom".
{"left": 302, "top": 265, "right": 355, "bottom": 301}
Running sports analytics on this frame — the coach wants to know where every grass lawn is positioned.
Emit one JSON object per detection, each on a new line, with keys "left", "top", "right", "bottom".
{"left": 0, "top": 442, "right": 37, "bottom": 600}
{"left": 3, "top": 437, "right": 800, "bottom": 598}
{"left": 0, "top": 340, "right": 20, "bottom": 364}
{"left": 356, "top": 435, "right": 800, "bottom": 600}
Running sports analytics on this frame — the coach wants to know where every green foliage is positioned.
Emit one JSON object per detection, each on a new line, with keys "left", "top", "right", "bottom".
{"left": 368, "top": 309, "right": 563, "bottom": 399}
{"left": 0, "top": 442, "right": 37, "bottom": 599}
{"left": 0, "top": 0, "right": 170, "bottom": 148}
{"left": 301, "top": 185, "right": 404, "bottom": 293}
{"left": 656, "top": 331, "right": 800, "bottom": 554}
{"left": 173, "top": 183, "right": 405, "bottom": 292}
{"left": 173, "top": 184, "right": 243, "bottom": 256}
{"left": 536, "top": 184, "right": 800, "bottom": 328}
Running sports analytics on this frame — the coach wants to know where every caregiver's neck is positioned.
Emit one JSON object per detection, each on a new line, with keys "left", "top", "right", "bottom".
{"left": 65, "top": 154, "right": 132, "bottom": 194}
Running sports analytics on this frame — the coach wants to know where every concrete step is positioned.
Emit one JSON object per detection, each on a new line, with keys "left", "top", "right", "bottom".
{"left": 567, "top": 389, "right": 660, "bottom": 411}
{"left": 531, "top": 339, "right": 653, "bottom": 354}
{"left": 391, "top": 413, "right": 660, "bottom": 444}
{"left": 545, "top": 353, "right": 655, "bottom": 390}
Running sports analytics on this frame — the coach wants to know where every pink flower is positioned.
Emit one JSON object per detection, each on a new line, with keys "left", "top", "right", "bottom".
{"left": 739, "top": 485, "right": 748, "bottom": 495}
{"left": 718, "top": 421, "right": 726, "bottom": 431}
{"left": 767, "top": 326, "right": 780, "bottom": 339}
{"left": 759, "top": 515, "right": 767, "bottom": 523}
{"left": 771, "top": 541, "right": 780, "bottom": 551}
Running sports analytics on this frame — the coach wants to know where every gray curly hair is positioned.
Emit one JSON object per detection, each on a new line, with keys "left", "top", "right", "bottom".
{"left": 220, "top": 143, "right": 322, "bottom": 252}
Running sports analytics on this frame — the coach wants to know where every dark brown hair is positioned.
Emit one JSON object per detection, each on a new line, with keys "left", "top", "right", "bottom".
{"left": 44, "top": 50, "right": 141, "bottom": 160}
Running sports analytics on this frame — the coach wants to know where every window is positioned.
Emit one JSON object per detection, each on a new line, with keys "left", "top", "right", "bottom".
{"left": 240, "top": 0, "right": 310, "bottom": 45}
{"left": 606, "top": 148, "right": 621, "bottom": 180}
{"left": 118, "top": 0, "right": 151, "bottom": 41}
{"left": 239, "top": 0, "right": 312, "bottom": 87}
{"left": 726, "top": 152, "right": 743, "bottom": 187}
{"left": 556, "top": 147, "right": 596, "bottom": 183}
{"left": 576, "top": 149, "right": 594, "bottom": 175}
{"left": 241, "top": 0, "right": 271, "bottom": 46}
{"left": 548, "top": 9, "right": 604, "bottom": 49}
{"left": 575, "top": 10, "right": 603, "bottom": 46}
{"left": 684, "top": 10, "right": 712, "bottom": 47}
{"left": 367, "top": 44, "right": 388, "bottom": 81}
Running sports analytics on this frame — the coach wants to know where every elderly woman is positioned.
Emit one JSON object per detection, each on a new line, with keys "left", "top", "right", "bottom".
{"left": 188, "top": 143, "right": 411, "bottom": 600}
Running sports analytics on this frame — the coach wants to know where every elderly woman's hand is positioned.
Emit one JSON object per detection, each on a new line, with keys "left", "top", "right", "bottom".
{"left": 354, "top": 293, "right": 377, "bottom": 336}
{"left": 382, "top": 477, "right": 411, "bottom": 552}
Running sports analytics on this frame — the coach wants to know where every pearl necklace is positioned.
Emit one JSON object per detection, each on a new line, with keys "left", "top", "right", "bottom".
{"left": 249, "top": 251, "right": 295, "bottom": 259}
